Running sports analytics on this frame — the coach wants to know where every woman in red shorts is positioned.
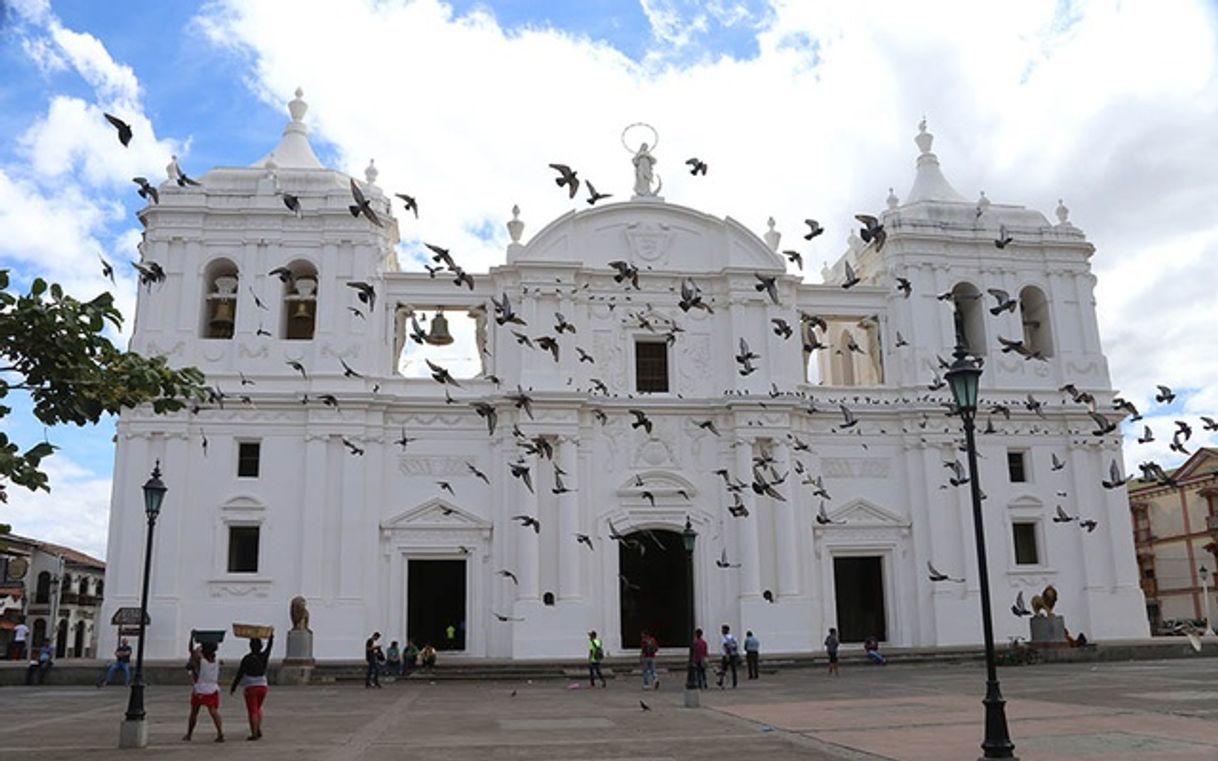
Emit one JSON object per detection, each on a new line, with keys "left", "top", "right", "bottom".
{"left": 184, "top": 640, "right": 224, "bottom": 742}
{"left": 230, "top": 634, "right": 274, "bottom": 740}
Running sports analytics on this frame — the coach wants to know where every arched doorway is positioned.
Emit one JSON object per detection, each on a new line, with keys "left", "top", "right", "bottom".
{"left": 73, "top": 621, "right": 86, "bottom": 658}
{"left": 56, "top": 619, "right": 68, "bottom": 658}
{"left": 619, "top": 529, "right": 692, "bottom": 649}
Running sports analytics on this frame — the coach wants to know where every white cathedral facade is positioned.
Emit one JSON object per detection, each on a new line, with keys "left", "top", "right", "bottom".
{"left": 100, "top": 92, "right": 1148, "bottom": 661}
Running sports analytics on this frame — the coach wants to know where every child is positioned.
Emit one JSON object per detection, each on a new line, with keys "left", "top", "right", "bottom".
{"left": 824, "top": 627, "right": 840, "bottom": 676}
{"left": 184, "top": 640, "right": 224, "bottom": 742}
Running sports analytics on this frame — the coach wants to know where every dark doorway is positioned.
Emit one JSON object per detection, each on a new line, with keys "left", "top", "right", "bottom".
{"left": 55, "top": 618, "right": 68, "bottom": 658}
{"left": 619, "top": 529, "right": 692, "bottom": 649}
{"left": 73, "top": 621, "right": 85, "bottom": 657}
{"left": 407, "top": 559, "right": 466, "bottom": 651}
{"left": 833, "top": 556, "right": 887, "bottom": 643}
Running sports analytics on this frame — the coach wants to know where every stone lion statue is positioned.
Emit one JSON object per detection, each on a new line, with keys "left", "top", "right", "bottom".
{"left": 1030, "top": 585, "right": 1057, "bottom": 617}
{"left": 290, "top": 596, "right": 311, "bottom": 632}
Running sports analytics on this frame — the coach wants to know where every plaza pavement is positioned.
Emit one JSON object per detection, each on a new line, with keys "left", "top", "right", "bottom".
{"left": 1, "top": 658, "right": 1216, "bottom": 760}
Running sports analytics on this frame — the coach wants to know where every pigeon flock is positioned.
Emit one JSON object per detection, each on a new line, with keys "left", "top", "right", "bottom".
{"left": 98, "top": 105, "right": 1216, "bottom": 629}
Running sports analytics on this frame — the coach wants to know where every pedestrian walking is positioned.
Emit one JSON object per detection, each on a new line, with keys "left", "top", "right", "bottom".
{"left": 230, "top": 634, "right": 274, "bottom": 741}
{"left": 824, "top": 627, "right": 840, "bottom": 676}
{"left": 385, "top": 640, "right": 402, "bottom": 676}
{"left": 10, "top": 621, "right": 29, "bottom": 660}
{"left": 183, "top": 640, "right": 224, "bottom": 742}
{"left": 717, "top": 624, "right": 739, "bottom": 689}
{"left": 744, "top": 630, "right": 761, "bottom": 679}
{"left": 639, "top": 629, "right": 659, "bottom": 690}
{"left": 690, "top": 628, "right": 708, "bottom": 689}
{"left": 587, "top": 630, "right": 607, "bottom": 687}
{"left": 96, "top": 638, "right": 133, "bottom": 687}
{"left": 364, "top": 632, "right": 383, "bottom": 688}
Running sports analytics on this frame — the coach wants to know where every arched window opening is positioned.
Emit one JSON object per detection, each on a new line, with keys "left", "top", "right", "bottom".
{"left": 32, "top": 619, "right": 47, "bottom": 648}
{"left": 1019, "top": 286, "right": 1054, "bottom": 358}
{"left": 96, "top": 580, "right": 104, "bottom": 598}
{"left": 60, "top": 573, "right": 71, "bottom": 592}
{"left": 201, "top": 259, "right": 239, "bottom": 339}
{"left": 281, "top": 260, "right": 318, "bottom": 340}
{"left": 951, "top": 282, "right": 986, "bottom": 355}
{"left": 56, "top": 618, "right": 68, "bottom": 658}
{"left": 73, "top": 620, "right": 86, "bottom": 658}
{"left": 35, "top": 571, "right": 51, "bottom": 604}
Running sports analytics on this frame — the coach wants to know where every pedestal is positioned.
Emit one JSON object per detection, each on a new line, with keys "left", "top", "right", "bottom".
{"left": 1029, "top": 614, "right": 1066, "bottom": 643}
{"left": 285, "top": 629, "right": 314, "bottom": 663}
{"left": 118, "top": 719, "right": 148, "bottom": 748}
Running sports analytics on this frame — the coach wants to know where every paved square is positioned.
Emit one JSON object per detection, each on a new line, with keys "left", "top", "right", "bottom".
{"left": 2, "top": 659, "right": 1218, "bottom": 760}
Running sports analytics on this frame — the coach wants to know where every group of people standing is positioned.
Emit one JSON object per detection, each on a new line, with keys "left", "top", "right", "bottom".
{"left": 175, "top": 633, "right": 274, "bottom": 743}
{"left": 586, "top": 625, "right": 868, "bottom": 688}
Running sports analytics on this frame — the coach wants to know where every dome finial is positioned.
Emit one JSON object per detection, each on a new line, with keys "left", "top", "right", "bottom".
{"left": 915, "top": 118, "right": 933, "bottom": 155}
{"left": 508, "top": 204, "right": 524, "bottom": 243}
{"left": 288, "top": 88, "right": 308, "bottom": 123}
{"left": 763, "top": 217, "right": 780, "bottom": 252}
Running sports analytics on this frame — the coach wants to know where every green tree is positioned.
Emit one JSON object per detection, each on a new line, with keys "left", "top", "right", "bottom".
{"left": 0, "top": 270, "right": 207, "bottom": 525}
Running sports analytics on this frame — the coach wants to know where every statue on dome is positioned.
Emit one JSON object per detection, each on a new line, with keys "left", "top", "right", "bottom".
{"left": 622, "top": 123, "right": 662, "bottom": 197}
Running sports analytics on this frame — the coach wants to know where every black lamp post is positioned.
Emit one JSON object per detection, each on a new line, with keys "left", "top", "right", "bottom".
{"left": 124, "top": 462, "right": 166, "bottom": 730}
{"left": 944, "top": 348, "right": 1017, "bottom": 760}
{"left": 681, "top": 517, "right": 698, "bottom": 695}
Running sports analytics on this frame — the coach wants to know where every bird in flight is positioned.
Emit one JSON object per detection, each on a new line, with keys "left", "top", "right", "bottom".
{"left": 994, "top": 224, "right": 1014, "bottom": 249}
{"left": 132, "top": 177, "right": 159, "bottom": 204}
{"left": 753, "top": 273, "right": 780, "bottom": 305}
{"left": 548, "top": 163, "right": 580, "bottom": 198}
{"left": 895, "top": 277, "right": 912, "bottom": 298}
{"left": 104, "top": 112, "right": 133, "bottom": 146}
{"left": 511, "top": 514, "right": 541, "bottom": 533}
{"left": 1100, "top": 459, "right": 1128, "bottom": 489}
{"left": 855, "top": 213, "right": 886, "bottom": 252}
{"left": 586, "top": 181, "right": 612, "bottom": 205}
{"left": 782, "top": 250, "right": 803, "bottom": 270}
{"left": 927, "top": 562, "right": 963, "bottom": 583}
{"left": 1011, "top": 591, "right": 1031, "bottom": 617}
{"left": 987, "top": 289, "right": 1017, "bottom": 315}
{"left": 1052, "top": 505, "right": 1076, "bottom": 523}
{"left": 715, "top": 548, "right": 740, "bottom": 569}
{"left": 841, "top": 260, "right": 861, "bottom": 289}
{"left": 347, "top": 281, "right": 376, "bottom": 311}
{"left": 347, "top": 178, "right": 382, "bottom": 227}
{"left": 608, "top": 260, "right": 640, "bottom": 289}
{"left": 803, "top": 219, "right": 824, "bottom": 240}
{"left": 685, "top": 157, "right": 708, "bottom": 176}
{"left": 1155, "top": 385, "right": 1175, "bottom": 404}
{"left": 509, "top": 461, "right": 534, "bottom": 494}
{"left": 394, "top": 192, "right": 418, "bottom": 218}
{"left": 628, "top": 409, "right": 653, "bottom": 434}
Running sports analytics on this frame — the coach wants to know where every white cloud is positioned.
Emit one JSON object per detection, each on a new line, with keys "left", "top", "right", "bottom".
{"left": 5, "top": 455, "right": 112, "bottom": 560}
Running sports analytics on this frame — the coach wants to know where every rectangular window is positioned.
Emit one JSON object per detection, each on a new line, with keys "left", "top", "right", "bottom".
{"left": 635, "top": 340, "right": 669, "bottom": 393}
{"left": 1012, "top": 522, "right": 1039, "bottom": 565}
{"left": 1006, "top": 450, "right": 1027, "bottom": 483}
{"left": 237, "top": 441, "right": 261, "bottom": 478}
{"left": 227, "top": 526, "right": 260, "bottom": 574}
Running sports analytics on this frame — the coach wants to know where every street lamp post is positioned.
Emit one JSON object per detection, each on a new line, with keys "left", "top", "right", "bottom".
{"left": 119, "top": 462, "right": 167, "bottom": 749}
{"left": 1199, "top": 566, "right": 1214, "bottom": 636}
{"left": 681, "top": 517, "right": 699, "bottom": 707}
{"left": 945, "top": 348, "right": 1017, "bottom": 761}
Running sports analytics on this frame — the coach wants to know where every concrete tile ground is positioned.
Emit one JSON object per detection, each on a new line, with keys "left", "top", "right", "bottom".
{"left": 1, "top": 659, "right": 1216, "bottom": 760}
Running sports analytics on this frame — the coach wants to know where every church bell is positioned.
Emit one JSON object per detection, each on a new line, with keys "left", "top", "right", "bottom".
{"left": 426, "top": 310, "right": 454, "bottom": 346}
{"left": 291, "top": 299, "right": 313, "bottom": 323}
{"left": 209, "top": 298, "right": 235, "bottom": 337}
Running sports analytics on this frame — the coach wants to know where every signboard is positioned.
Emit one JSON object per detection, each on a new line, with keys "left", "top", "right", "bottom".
{"left": 118, "top": 626, "right": 143, "bottom": 638}
{"left": 111, "top": 607, "right": 150, "bottom": 626}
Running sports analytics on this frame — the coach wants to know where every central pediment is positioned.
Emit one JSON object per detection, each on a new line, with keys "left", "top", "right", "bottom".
{"left": 509, "top": 201, "right": 785, "bottom": 274}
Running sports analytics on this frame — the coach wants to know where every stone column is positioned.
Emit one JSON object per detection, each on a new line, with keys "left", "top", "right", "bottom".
{"left": 735, "top": 439, "right": 761, "bottom": 598}
{"left": 772, "top": 440, "right": 800, "bottom": 596}
{"left": 556, "top": 435, "right": 581, "bottom": 600}
{"left": 515, "top": 457, "right": 540, "bottom": 601}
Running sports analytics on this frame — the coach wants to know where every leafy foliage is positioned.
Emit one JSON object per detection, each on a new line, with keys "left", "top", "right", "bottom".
{"left": 0, "top": 269, "right": 207, "bottom": 513}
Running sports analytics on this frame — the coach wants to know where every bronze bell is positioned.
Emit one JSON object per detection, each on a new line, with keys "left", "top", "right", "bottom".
{"left": 209, "top": 299, "right": 235, "bottom": 337}
{"left": 426, "top": 310, "right": 454, "bottom": 346}
{"left": 291, "top": 299, "right": 313, "bottom": 322}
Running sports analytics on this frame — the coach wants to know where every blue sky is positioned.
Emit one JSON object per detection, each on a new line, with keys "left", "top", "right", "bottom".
{"left": 2, "top": 0, "right": 1217, "bottom": 558}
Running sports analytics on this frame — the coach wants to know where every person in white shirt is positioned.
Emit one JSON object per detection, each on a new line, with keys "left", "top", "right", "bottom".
{"left": 11, "top": 622, "right": 29, "bottom": 660}
{"left": 717, "top": 624, "right": 740, "bottom": 689}
{"left": 183, "top": 640, "right": 224, "bottom": 742}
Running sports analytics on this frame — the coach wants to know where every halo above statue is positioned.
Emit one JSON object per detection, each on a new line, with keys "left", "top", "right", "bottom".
{"left": 621, "top": 122, "right": 660, "bottom": 155}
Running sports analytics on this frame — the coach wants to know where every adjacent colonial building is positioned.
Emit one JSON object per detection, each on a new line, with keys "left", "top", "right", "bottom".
{"left": 1128, "top": 447, "right": 1218, "bottom": 631}
{"left": 100, "top": 91, "right": 1148, "bottom": 661}
{"left": 1, "top": 533, "right": 105, "bottom": 659}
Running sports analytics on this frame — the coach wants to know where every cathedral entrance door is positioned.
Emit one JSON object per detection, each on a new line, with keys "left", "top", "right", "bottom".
{"left": 619, "top": 529, "right": 692, "bottom": 649}
{"left": 407, "top": 559, "right": 466, "bottom": 651}
{"left": 833, "top": 556, "right": 887, "bottom": 643}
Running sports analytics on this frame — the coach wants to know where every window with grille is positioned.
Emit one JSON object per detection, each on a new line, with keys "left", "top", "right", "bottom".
{"left": 635, "top": 341, "right": 669, "bottom": 393}
{"left": 227, "top": 526, "right": 260, "bottom": 574}
{"left": 237, "top": 441, "right": 261, "bottom": 478}
{"left": 1006, "top": 450, "right": 1027, "bottom": 483}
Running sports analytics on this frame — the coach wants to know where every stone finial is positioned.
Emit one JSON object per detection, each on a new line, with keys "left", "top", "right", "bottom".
{"left": 1055, "top": 198, "right": 1070, "bottom": 225}
{"left": 763, "top": 217, "right": 780, "bottom": 252}
{"left": 507, "top": 204, "right": 524, "bottom": 243}
{"left": 977, "top": 190, "right": 990, "bottom": 213}
{"left": 364, "top": 159, "right": 379, "bottom": 186}
{"left": 264, "top": 152, "right": 279, "bottom": 178}
{"left": 915, "top": 118, "right": 934, "bottom": 155}
{"left": 886, "top": 187, "right": 899, "bottom": 209}
{"left": 288, "top": 87, "right": 308, "bottom": 123}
